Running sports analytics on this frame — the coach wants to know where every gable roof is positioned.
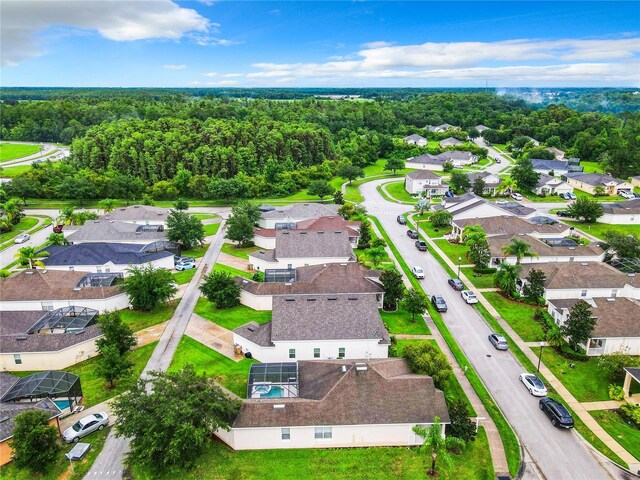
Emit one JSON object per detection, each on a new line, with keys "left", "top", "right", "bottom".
{"left": 403, "top": 134, "right": 426, "bottom": 142}
{"left": 439, "top": 137, "right": 463, "bottom": 146}
{"left": 487, "top": 234, "right": 605, "bottom": 259}
{"left": 453, "top": 215, "right": 569, "bottom": 236}
{"left": 476, "top": 124, "right": 489, "bottom": 132}
{"left": 530, "top": 159, "right": 569, "bottom": 172}
{"left": 41, "top": 242, "right": 173, "bottom": 267}
{"left": 406, "top": 170, "right": 445, "bottom": 181}
{"left": 566, "top": 173, "right": 627, "bottom": 186}
{"left": 66, "top": 220, "right": 167, "bottom": 243}
{"left": 250, "top": 231, "right": 355, "bottom": 261}
{"left": 260, "top": 203, "right": 339, "bottom": 221}
{"left": 602, "top": 199, "right": 640, "bottom": 215}
{"left": 519, "top": 262, "right": 640, "bottom": 290}
{"left": 100, "top": 205, "right": 170, "bottom": 222}
{"left": 467, "top": 171, "right": 502, "bottom": 186}
{"left": 536, "top": 173, "right": 566, "bottom": 188}
{"left": 408, "top": 151, "right": 476, "bottom": 165}
{"left": 231, "top": 358, "right": 449, "bottom": 428}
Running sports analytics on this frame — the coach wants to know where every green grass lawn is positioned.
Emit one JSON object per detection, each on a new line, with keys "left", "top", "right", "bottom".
{"left": 355, "top": 244, "right": 394, "bottom": 270}
{"left": 461, "top": 268, "right": 494, "bottom": 289}
{"left": 382, "top": 180, "right": 416, "bottom": 204}
{"left": 483, "top": 292, "right": 545, "bottom": 342}
{"left": 173, "top": 268, "right": 197, "bottom": 284}
{"left": 169, "top": 336, "right": 256, "bottom": 398}
{"left": 580, "top": 161, "right": 605, "bottom": 174}
{"left": 0, "top": 143, "right": 40, "bottom": 162}
{"left": 574, "top": 189, "right": 622, "bottom": 202}
{"left": 213, "top": 262, "right": 253, "bottom": 279}
{"left": 132, "top": 425, "right": 494, "bottom": 480}
{"left": 564, "top": 220, "right": 640, "bottom": 241}
{"left": 537, "top": 347, "right": 610, "bottom": 402}
{"left": 0, "top": 164, "right": 33, "bottom": 178}
{"left": 381, "top": 308, "right": 430, "bottom": 335}
{"left": 181, "top": 243, "right": 209, "bottom": 258}
{"left": 203, "top": 222, "right": 220, "bottom": 236}
{"left": 0, "top": 216, "right": 38, "bottom": 243}
{"left": 120, "top": 301, "right": 178, "bottom": 331}
{"left": 194, "top": 298, "right": 271, "bottom": 330}
{"left": 414, "top": 214, "right": 452, "bottom": 238}
{"left": 0, "top": 425, "right": 111, "bottom": 480}
{"left": 192, "top": 213, "right": 219, "bottom": 220}
{"left": 591, "top": 410, "right": 640, "bottom": 460}
{"left": 221, "top": 242, "right": 260, "bottom": 259}
{"left": 434, "top": 239, "right": 470, "bottom": 264}
{"left": 521, "top": 191, "right": 565, "bottom": 203}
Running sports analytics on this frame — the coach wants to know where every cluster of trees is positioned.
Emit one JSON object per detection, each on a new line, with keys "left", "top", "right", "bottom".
{"left": 0, "top": 197, "right": 24, "bottom": 233}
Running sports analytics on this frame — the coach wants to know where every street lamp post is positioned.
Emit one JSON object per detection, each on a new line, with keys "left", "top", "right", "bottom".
{"left": 537, "top": 341, "right": 545, "bottom": 372}
{"left": 457, "top": 256, "right": 461, "bottom": 279}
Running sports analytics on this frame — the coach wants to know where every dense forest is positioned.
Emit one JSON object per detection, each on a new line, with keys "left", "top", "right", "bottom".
{"left": 1, "top": 90, "right": 639, "bottom": 201}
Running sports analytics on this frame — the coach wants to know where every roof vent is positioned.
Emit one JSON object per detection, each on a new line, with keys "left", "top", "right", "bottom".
{"left": 0, "top": 416, "right": 10, "bottom": 423}
{"left": 259, "top": 250, "right": 265, "bottom": 254}
{"left": 348, "top": 296, "right": 358, "bottom": 301}
{"left": 341, "top": 365, "right": 347, "bottom": 373}
{"left": 355, "top": 363, "right": 368, "bottom": 372}
{"left": 247, "top": 326, "right": 255, "bottom": 332}
{"left": 317, "top": 231, "right": 324, "bottom": 234}
{"left": 569, "top": 247, "right": 575, "bottom": 250}
{"left": 285, "top": 297, "right": 295, "bottom": 301}
{"left": 299, "top": 231, "right": 307, "bottom": 235}
{"left": 42, "top": 270, "right": 47, "bottom": 274}
{"left": 74, "top": 329, "right": 86, "bottom": 335}
{"left": 606, "top": 297, "right": 616, "bottom": 302}
{"left": 16, "top": 335, "right": 28, "bottom": 341}
{"left": 581, "top": 263, "right": 588, "bottom": 266}
{"left": 628, "top": 273, "right": 636, "bottom": 277}
{"left": 281, "top": 232, "right": 290, "bottom": 235}
{"left": 73, "top": 287, "right": 81, "bottom": 291}
{"left": 328, "top": 297, "right": 337, "bottom": 301}
{"left": 25, "top": 270, "right": 34, "bottom": 275}
{"left": 273, "top": 404, "right": 285, "bottom": 410}
{"left": 307, "top": 297, "right": 316, "bottom": 302}
{"left": 284, "top": 282, "right": 292, "bottom": 286}
{"left": 93, "top": 221, "right": 100, "bottom": 223}
{"left": 133, "top": 206, "right": 140, "bottom": 209}
{"left": 334, "top": 231, "right": 342, "bottom": 234}
{"left": 242, "top": 280, "right": 248, "bottom": 284}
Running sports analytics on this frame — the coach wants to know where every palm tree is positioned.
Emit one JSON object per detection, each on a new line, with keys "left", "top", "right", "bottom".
{"left": 45, "top": 233, "right": 69, "bottom": 246}
{"left": 545, "top": 327, "right": 565, "bottom": 348}
{"left": 493, "top": 262, "right": 522, "bottom": 297}
{"left": 15, "top": 246, "right": 49, "bottom": 269}
{"left": 462, "top": 225, "right": 487, "bottom": 246}
{"left": 99, "top": 198, "right": 118, "bottom": 214}
{"left": 0, "top": 215, "right": 12, "bottom": 233}
{"left": 413, "top": 417, "right": 450, "bottom": 476}
{"left": 57, "top": 206, "right": 76, "bottom": 225}
{"left": 501, "top": 238, "right": 539, "bottom": 264}
{"left": 367, "top": 246, "right": 386, "bottom": 268}
{"left": 497, "top": 177, "right": 517, "bottom": 196}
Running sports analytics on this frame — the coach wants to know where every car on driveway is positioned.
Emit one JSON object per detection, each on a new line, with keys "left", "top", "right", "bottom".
{"left": 14, "top": 233, "right": 30, "bottom": 244}
{"left": 53, "top": 224, "right": 64, "bottom": 233}
{"left": 174, "top": 255, "right": 195, "bottom": 266}
{"left": 511, "top": 192, "right": 523, "bottom": 201}
{"left": 411, "top": 266, "right": 425, "bottom": 279}
{"left": 448, "top": 278, "right": 464, "bottom": 290}
{"left": 495, "top": 158, "right": 501, "bottom": 163}
{"left": 431, "top": 295, "right": 447, "bottom": 312}
{"left": 175, "top": 260, "right": 196, "bottom": 271}
{"left": 539, "top": 397, "right": 574, "bottom": 429}
{"left": 619, "top": 190, "right": 635, "bottom": 200}
{"left": 556, "top": 210, "right": 572, "bottom": 217}
{"left": 406, "top": 229, "right": 419, "bottom": 239}
{"left": 415, "top": 240, "right": 428, "bottom": 251}
{"left": 397, "top": 215, "right": 406, "bottom": 225}
{"left": 461, "top": 290, "right": 478, "bottom": 304}
{"left": 566, "top": 192, "right": 577, "bottom": 200}
{"left": 63, "top": 412, "right": 109, "bottom": 443}
{"left": 488, "top": 333, "right": 509, "bottom": 350}
{"left": 519, "top": 373, "right": 548, "bottom": 396}
{"left": 496, "top": 199, "right": 508, "bottom": 205}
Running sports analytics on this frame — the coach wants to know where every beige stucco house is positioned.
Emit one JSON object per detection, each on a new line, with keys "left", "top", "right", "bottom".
{"left": 565, "top": 173, "right": 633, "bottom": 196}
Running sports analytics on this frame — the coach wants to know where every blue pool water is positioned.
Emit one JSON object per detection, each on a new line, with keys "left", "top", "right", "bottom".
{"left": 54, "top": 400, "right": 70, "bottom": 410}
{"left": 260, "top": 386, "right": 284, "bottom": 398}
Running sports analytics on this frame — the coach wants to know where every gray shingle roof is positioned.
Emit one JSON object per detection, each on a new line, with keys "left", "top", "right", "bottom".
{"left": 260, "top": 203, "right": 339, "bottom": 221}
{"left": 232, "top": 358, "right": 450, "bottom": 428}
{"left": 408, "top": 150, "right": 476, "bottom": 165}
{"left": 406, "top": 170, "right": 446, "bottom": 182}
{"left": 100, "top": 205, "right": 170, "bottom": 222}
{"left": 531, "top": 159, "right": 570, "bottom": 171}
{"left": 0, "top": 397, "right": 62, "bottom": 442}
{"left": 251, "top": 231, "right": 355, "bottom": 261}
{"left": 549, "top": 297, "right": 640, "bottom": 338}
{"left": 66, "top": 220, "right": 167, "bottom": 243}
{"left": 566, "top": 173, "right": 626, "bottom": 186}
{"left": 602, "top": 199, "right": 640, "bottom": 215}
{"left": 487, "top": 234, "right": 605, "bottom": 259}
{"left": 453, "top": 215, "right": 569, "bottom": 236}
{"left": 467, "top": 171, "right": 502, "bottom": 186}
{"left": 41, "top": 243, "right": 173, "bottom": 267}
{"left": 519, "top": 262, "right": 640, "bottom": 290}
{"left": 440, "top": 137, "right": 463, "bottom": 147}
{"left": 404, "top": 134, "right": 426, "bottom": 142}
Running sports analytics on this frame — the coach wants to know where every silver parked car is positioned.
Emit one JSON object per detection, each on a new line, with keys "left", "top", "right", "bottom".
{"left": 63, "top": 412, "right": 109, "bottom": 443}
{"left": 488, "top": 333, "right": 509, "bottom": 350}
{"left": 14, "top": 233, "right": 30, "bottom": 244}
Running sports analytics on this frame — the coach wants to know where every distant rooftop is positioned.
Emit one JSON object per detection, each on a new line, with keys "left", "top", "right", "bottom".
{"left": 100, "top": 205, "right": 170, "bottom": 222}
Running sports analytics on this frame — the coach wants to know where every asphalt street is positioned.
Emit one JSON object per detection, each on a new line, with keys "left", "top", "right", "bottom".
{"left": 361, "top": 179, "right": 614, "bottom": 480}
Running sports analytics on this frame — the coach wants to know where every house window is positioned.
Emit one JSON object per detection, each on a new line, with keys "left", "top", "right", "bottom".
{"left": 41, "top": 302, "right": 54, "bottom": 311}
{"left": 569, "top": 257, "right": 574, "bottom": 262}
{"left": 289, "top": 349, "right": 296, "bottom": 359}
{"left": 287, "top": 264, "right": 293, "bottom": 270}
{"left": 338, "top": 348, "right": 345, "bottom": 359}
{"left": 314, "top": 426, "right": 332, "bottom": 439}
{"left": 313, "top": 348, "right": 320, "bottom": 358}
{"left": 281, "top": 428, "right": 291, "bottom": 440}
{"left": 612, "top": 289, "right": 618, "bottom": 298}
{"left": 581, "top": 289, "right": 587, "bottom": 297}
{"left": 105, "top": 268, "right": 110, "bottom": 273}
{"left": 96, "top": 266, "right": 102, "bottom": 273}
{"left": 13, "top": 354, "right": 22, "bottom": 365}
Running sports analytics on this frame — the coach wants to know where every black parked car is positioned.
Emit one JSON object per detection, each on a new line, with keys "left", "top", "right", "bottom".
{"left": 397, "top": 215, "right": 407, "bottom": 225}
{"left": 556, "top": 210, "right": 572, "bottom": 218}
{"left": 431, "top": 295, "right": 447, "bottom": 312}
{"left": 415, "top": 240, "right": 428, "bottom": 251}
{"left": 447, "top": 278, "right": 464, "bottom": 291}
{"left": 539, "top": 397, "right": 574, "bottom": 429}
{"left": 407, "top": 229, "right": 419, "bottom": 239}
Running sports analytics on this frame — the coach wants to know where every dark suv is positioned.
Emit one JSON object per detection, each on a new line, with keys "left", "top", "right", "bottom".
{"left": 539, "top": 397, "right": 574, "bottom": 429}
{"left": 406, "top": 229, "right": 419, "bottom": 239}
{"left": 415, "top": 240, "right": 428, "bottom": 251}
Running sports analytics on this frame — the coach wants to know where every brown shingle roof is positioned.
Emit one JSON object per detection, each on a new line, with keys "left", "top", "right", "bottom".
{"left": 488, "top": 234, "right": 605, "bottom": 259}
{"left": 255, "top": 216, "right": 360, "bottom": 239}
{"left": 602, "top": 199, "right": 640, "bottom": 215}
{"left": 0, "top": 396, "right": 62, "bottom": 442}
{"left": 519, "top": 262, "right": 640, "bottom": 290}
{"left": 250, "top": 231, "right": 355, "bottom": 261}
{"left": 66, "top": 220, "right": 167, "bottom": 243}
{"left": 100, "top": 205, "right": 170, "bottom": 222}
{"left": 549, "top": 297, "right": 640, "bottom": 338}
{"left": 454, "top": 215, "right": 569, "bottom": 236}
{"left": 232, "top": 358, "right": 449, "bottom": 428}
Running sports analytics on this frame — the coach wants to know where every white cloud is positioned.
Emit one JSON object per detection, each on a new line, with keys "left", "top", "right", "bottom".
{"left": 191, "top": 35, "right": 242, "bottom": 47}
{"left": 1, "top": 0, "right": 210, "bottom": 67}
{"left": 163, "top": 64, "right": 187, "bottom": 70}
{"left": 361, "top": 41, "right": 393, "bottom": 49}
{"left": 202, "top": 72, "right": 219, "bottom": 77}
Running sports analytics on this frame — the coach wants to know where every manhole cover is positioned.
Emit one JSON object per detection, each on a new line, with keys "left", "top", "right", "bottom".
{"left": 486, "top": 354, "right": 492, "bottom": 357}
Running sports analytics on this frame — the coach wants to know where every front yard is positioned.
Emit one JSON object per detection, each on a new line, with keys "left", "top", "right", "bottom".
{"left": 381, "top": 180, "right": 416, "bottom": 204}
{"left": 120, "top": 301, "right": 178, "bottom": 331}
{"left": 461, "top": 267, "right": 494, "bottom": 289}
{"left": 590, "top": 410, "right": 640, "bottom": 460}
{"left": 434, "top": 239, "right": 470, "bottom": 264}
{"left": 483, "top": 293, "right": 546, "bottom": 342}
{"left": 414, "top": 213, "right": 452, "bottom": 238}
{"left": 181, "top": 243, "right": 209, "bottom": 258}
{"left": 0, "top": 216, "right": 39, "bottom": 244}
{"left": 213, "top": 262, "right": 253, "bottom": 279}
{"left": 564, "top": 220, "right": 640, "bottom": 241}
{"left": 221, "top": 242, "right": 261, "bottom": 259}
{"left": 203, "top": 222, "right": 220, "bottom": 236}
{"left": 194, "top": 298, "right": 272, "bottom": 330}
{"left": 381, "top": 308, "right": 430, "bottom": 335}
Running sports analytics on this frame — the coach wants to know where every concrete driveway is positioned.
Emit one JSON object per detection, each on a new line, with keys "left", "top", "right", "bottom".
{"left": 361, "top": 179, "right": 614, "bottom": 480}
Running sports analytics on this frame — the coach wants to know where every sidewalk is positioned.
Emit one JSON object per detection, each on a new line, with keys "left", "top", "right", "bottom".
{"left": 216, "top": 251, "right": 250, "bottom": 271}
{"left": 185, "top": 314, "right": 243, "bottom": 361}
{"left": 135, "top": 321, "right": 168, "bottom": 348}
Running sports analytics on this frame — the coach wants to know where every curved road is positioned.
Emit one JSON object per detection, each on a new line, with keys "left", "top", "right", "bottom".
{"left": 360, "top": 179, "right": 615, "bottom": 480}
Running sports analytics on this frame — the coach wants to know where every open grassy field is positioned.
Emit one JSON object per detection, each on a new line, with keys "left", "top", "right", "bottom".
{"left": 580, "top": 161, "right": 606, "bottom": 174}
{"left": 181, "top": 243, "right": 209, "bottom": 258}
{"left": 0, "top": 143, "right": 40, "bottom": 162}
{"left": 382, "top": 180, "right": 416, "bottom": 204}
{"left": 221, "top": 242, "right": 261, "bottom": 259}
{"left": 564, "top": 220, "right": 640, "bottom": 240}
{"left": 0, "top": 164, "right": 32, "bottom": 178}
{"left": 591, "top": 410, "right": 640, "bottom": 461}
{"left": 194, "top": 298, "right": 271, "bottom": 330}
{"left": 120, "top": 301, "right": 178, "bottom": 331}
{"left": 0, "top": 216, "right": 38, "bottom": 244}
{"left": 381, "top": 308, "right": 430, "bottom": 335}
{"left": 483, "top": 293, "right": 546, "bottom": 342}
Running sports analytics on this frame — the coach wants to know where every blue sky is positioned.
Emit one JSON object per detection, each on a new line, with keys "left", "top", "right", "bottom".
{"left": 2, "top": 1, "right": 639, "bottom": 87}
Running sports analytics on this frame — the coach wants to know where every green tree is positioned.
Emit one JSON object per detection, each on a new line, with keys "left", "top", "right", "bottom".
{"left": 562, "top": 300, "right": 597, "bottom": 351}
{"left": 226, "top": 200, "right": 261, "bottom": 247}
{"left": 141, "top": 193, "right": 155, "bottom": 206}
{"left": 449, "top": 171, "right": 471, "bottom": 193}
{"left": 446, "top": 399, "right": 477, "bottom": 442}
{"left": 442, "top": 161, "right": 454, "bottom": 172}
{"left": 166, "top": 210, "right": 205, "bottom": 250}
{"left": 172, "top": 164, "right": 193, "bottom": 196}
{"left": 511, "top": 158, "right": 540, "bottom": 192}
{"left": 336, "top": 163, "right": 364, "bottom": 184}
{"left": 593, "top": 186, "right": 606, "bottom": 196}
{"left": 11, "top": 410, "right": 60, "bottom": 473}
{"left": 112, "top": 365, "right": 241, "bottom": 471}
{"left": 367, "top": 246, "right": 386, "bottom": 268}
{"left": 603, "top": 231, "right": 640, "bottom": 259}
{"left": 97, "top": 343, "right": 134, "bottom": 389}
{"left": 44, "top": 232, "right": 69, "bottom": 246}
{"left": 384, "top": 157, "right": 405, "bottom": 175}
{"left": 380, "top": 269, "right": 405, "bottom": 311}
{"left": 472, "top": 177, "right": 486, "bottom": 196}
{"left": 149, "top": 180, "right": 179, "bottom": 200}
{"left": 567, "top": 197, "right": 604, "bottom": 223}
{"left": 333, "top": 190, "right": 344, "bottom": 205}
{"left": 469, "top": 238, "right": 490, "bottom": 269}
{"left": 523, "top": 268, "right": 547, "bottom": 301}
{"left": 357, "top": 219, "right": 372, "bottom": 249}
{"left": 402, "top": 288, "right": 429, "bottom": 322}
{"left": 123, "top": 265, "right": 177, "bottom": 311}
{"left": 173, "top": 198, "right": 189, "bottom": 211}
{"left": 199, "top": 271, "right": 241, "bottom": 309}
{"left": 462, "top": 225, "right": 487, "bottom": 247}
{"left": 307, "top": 179, "right": 334, "bottom": 202}
{"left": 430, "top": 210, "right": 452, "bottom": 228}
{"left": 493, "top": 262, "right": 522, "bottom": 297}
{"left": 501, "top": 238, "right": 539, "bottom": 264}
{"left": 598, "top": 351, "right": 640, "bottom": 382}
{"left": 413, "top": 418, "right": 449, "bottom": 477}
{"left": 545, "top": 327, "right": 565, "bottom": 348}
{"left": 15, "top": 246, "right": 49, "bottom": 269}
{"left": 415, "top": 197, "right": 430, "bottom": 215}
{"left": 96, "top": 311, "right": 138, "bottom": 355}
{"left": 98, "top": 198, "right": 118, "bottom": 214}
{"left": 403, "top": 341, "right": 452, "bottom": 388}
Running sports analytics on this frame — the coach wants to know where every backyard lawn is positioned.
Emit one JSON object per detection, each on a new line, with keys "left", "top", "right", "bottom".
{"left": 221, "top": 242, "right": 261, "bottom": 259}
{"left": 182, "top": 243, "right": 209, "bottom": 258}
{"left": 537, "top": 347, "right": 610, "bottom": 402}
{"left": 580, "top": 161, "right": 605, "bottom": 174}
{"left": 381, "top": 308, "right": 430, "bottom": 335}
{"left": 382, "top": 180, "right": 416, "bottom": 204}
{"left": 574, "top": 189, "right": 622, "bottom": 202}
{"left": 173, "top": 268, "right": 197, "bottom": 284}
{"left": 590, "top": 410, "right": 640, "bottom": 461}
{"left": 0, "top": 216, "right": 38, "bottom": 243}
{"left": 213, "top": 262, "right": 253, "bottom": 279}
{"left": 564, "top": 220, "right": 640, "bottom": 241}
{"left": 461, "top": 267, "right": 494, "bottom": 289}
{"left": 0, "top": 143, "right": 40, "bottom": 162}
{"left": 203, "top": 222, "right": 220, "bottom": 236}
{"left": 169, "top": 336, "right": 256, "bottom": 398}
{"left": 434, "top": 239, "right": 470, "bottom": 264}
{"left": 194, "top": 298, "right": 271, "bottom": 330}
{"left": 120, "top": 301, "right": 178, "bottom": 331}
{"left": 483, "top": 292, "right": 545, "bottom": 342}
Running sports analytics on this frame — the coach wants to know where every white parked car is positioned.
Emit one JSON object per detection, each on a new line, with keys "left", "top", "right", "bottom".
{"left": 619, "top": 190, "right": 635, "bottom": 200}
{"left": 511, "top": 192, "right": 523, "bottom": 201}
{"left": 496, "top": 200, "right": 508, "bottom": 205}
{"left": 62, "top": 412, "right": 109, "bottom": 443}
{"left": 461, "top": 290, "right": 478, "bottom": 304}
{"left": 519, "top": 373, "right": 548, "bottom": 396}
{"left": 14, "top": 233, "right": 30, "bottom": 244}
{"left": 175, "top": 260, "right": 196, "bottom": 271}
{"left": 566, "top": 192, "right": 577, "bottom": 200}
{"left": 411, "top": 266, "right": 425, "bottom": 279}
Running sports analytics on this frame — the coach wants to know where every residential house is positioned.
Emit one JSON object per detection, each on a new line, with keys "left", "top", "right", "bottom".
{"left": 452, "top": 215, "right": 570, "bottom": 239}
{"left": 0, "top": 270, "right": 129, "bottom": 313}
{"left": 467, "top": 172, "right": 503, "bottom": 196}
{"left": 599, "top": 199, "right": 640, "bottom": 225}
{"left": 0, "top": 307, "right": 102, "bottom": 371}
{"left": 547, "top": 147, "right": 565, "bottom": 160}
{"left": 530, "top": 159, "right": 571, "bottom": 176}
{"left": 524, "top": 136, "right": 541, "bottom": 147}
{"left": 248, "top": 230, "right": 355, "bottom": 271}
{"left": 404, "top": 170, "right": 449, "bottom": 197}
{"left": 548, "top": 297, "right": 640, "bottom": 356}
{"left": 475, "top": 124, "right": 489, "bottom": 133}
{"left": 439, "top": 137, "right": 463, "bottom": 148}
{"left": 236, "top": 263, "right": 384, "bottom": 311}
{"left": 517, "top": 262, "right": 640, "bottom": 301}
{"left": 427, "top": 123, "right": 460, "bottom": 133}
{"left": 215, "top": 358, "right": 450, "bottom": 450}
{"left": 631, "top": 176, "right": 640, "bottom": 188}
{"left": 403, "top": 134, "right": 427, "bottom": 146}
{"left": 405, "top": 151, "right": 478, "bottom": 171}
{"left": 100, "top": 205, "right": 170, "bottom": 226}
{"left": 258, "top": 204, "right": 339, "bottom": 229}
{"left": 534, "top": 174, "right": 574, "bottom": 197}
{"left": 253, "top": 216, "right": 360, "bottom": 250}
{"left": 565, "top": 173, "right": 633, "bottom": 196}
{"left": 488, "top": 234, "right": 605, "bottom": 265}
{"left": 40, "top": 242, "right": 176, "bottom": 275}
{"left": 65, "top": 220, "right": 166, "bottom": 244}
{"left": 233, "top": 294, "right": 390, "bottom": 362}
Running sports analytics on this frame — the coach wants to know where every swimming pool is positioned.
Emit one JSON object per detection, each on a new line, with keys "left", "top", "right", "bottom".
{"left": 260, "top": 386, "right": 284, "bottom": 398}
{"left": 54, "top": 399, "right": 70, "bottom": 410}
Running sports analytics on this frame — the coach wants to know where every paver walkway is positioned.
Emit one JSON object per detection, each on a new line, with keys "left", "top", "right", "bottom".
{"left": 135, "top": 321, "right": 168, "bottom": 348}
{"left": 582, "top": 400, "right": 626, "bottom": 411}
{"left": 186, "top": 314, "right": 243, "bottom": 361}
{"left": 423, "top": 227, "right": 640, "bottom": 473}
{"left": 217, "top": 251, "right": 250, "bottom": 271}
